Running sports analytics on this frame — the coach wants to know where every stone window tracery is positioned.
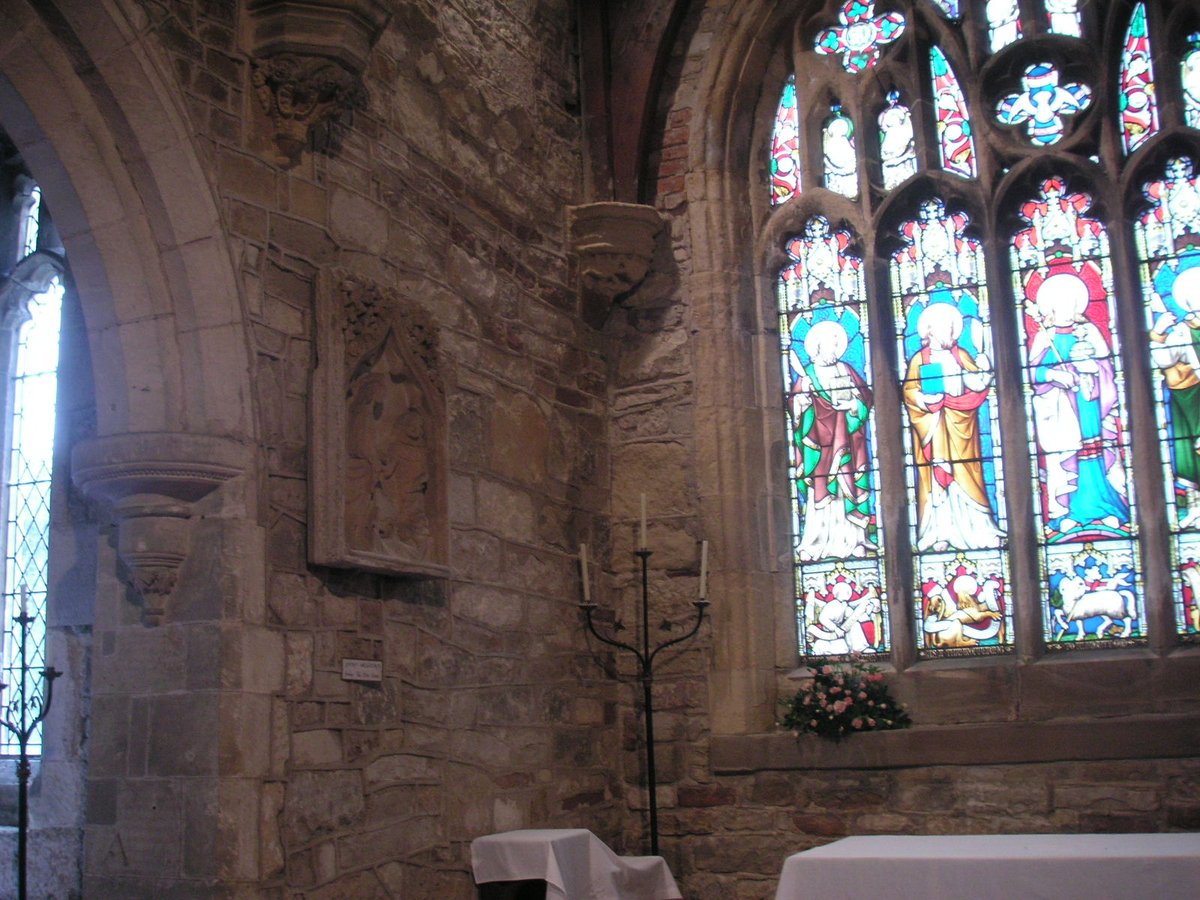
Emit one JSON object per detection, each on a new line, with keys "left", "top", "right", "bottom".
{"left": 769, "top": 0, "right": 1200, "bottom": 663}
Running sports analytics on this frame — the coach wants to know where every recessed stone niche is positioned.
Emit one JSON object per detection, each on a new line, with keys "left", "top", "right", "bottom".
{"left": 309, "top": 269, "right": 449, "bottom": 578}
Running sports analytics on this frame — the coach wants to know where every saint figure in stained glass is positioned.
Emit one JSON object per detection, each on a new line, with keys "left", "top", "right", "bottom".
{"left": 996, "top": 63, "right": 1091, "bottom": 146}
{"left": 823, "top": 104, "right": 858, "bottom": 198}
{"left": 878, "top": 91, "right": 917, "bottom": 190}
{"left": 1119, "top": 2, "right": 1159, "bottom": 155}
{"left": 803, "top": 571, "right": 884, "bottom": 654}
{"left": 930, "top": 47, "right": 977, "bottom": 179}
{"left": 771, "top": 75, "right": 801, "bottom": 206}
{"left": 1184, "top": 34, "right": 1200, "bottom": 130}
{"left": 985, "top": 0, "right": 1022, "bottom": 52}
{"left": 814, "top": 0, "right": 906, "bottom": 75}
{"left": 1045, "top": 0, "right": 1082, "bottom": 38}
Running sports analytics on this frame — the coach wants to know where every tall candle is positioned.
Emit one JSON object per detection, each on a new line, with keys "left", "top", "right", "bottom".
{"left": 699, "top": 540, "right": 708, "bottom": 599}
{"left": 639, "top": 494, "right": 647, "bottom": 549}
{"left": 579, "top": 544, "right": 591, "bottom": 604}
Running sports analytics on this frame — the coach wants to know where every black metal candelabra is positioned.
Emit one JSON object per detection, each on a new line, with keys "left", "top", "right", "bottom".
{"left": 580, "top": 548, "right": 708, "bottom": 857}
{"left": 0, "top": 608, "right": 61, "bottom": 900}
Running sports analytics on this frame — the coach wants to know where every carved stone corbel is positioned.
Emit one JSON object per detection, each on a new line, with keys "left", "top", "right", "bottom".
{"left": 243, "top": 1, "right": 391, "bottom": 165}
{"left": 567, "top": 202, "right": 665, "bottom": 302}
{"left": 72, "top": 434, "right": 250, "bottom": 626}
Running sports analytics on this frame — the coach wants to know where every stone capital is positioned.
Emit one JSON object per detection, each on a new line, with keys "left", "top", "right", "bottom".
{"left": 568, "top": 202, "right": 665, "bottom": 303}
{"left": 243, "top": 1, "right": 391, "bottom": 165}
{"left": 71, "top": 433, "right": 251, "bottom": 625}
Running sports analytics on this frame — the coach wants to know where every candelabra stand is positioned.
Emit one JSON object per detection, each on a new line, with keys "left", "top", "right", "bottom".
{"left": 0, "top": 610, "right": 61, "bottom": 900}
{"left": 580, "top": 549, "right": 708, "bottom": 856}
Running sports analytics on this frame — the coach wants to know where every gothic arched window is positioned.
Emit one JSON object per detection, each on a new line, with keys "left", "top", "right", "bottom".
{"left": 0, "top": 169, "right": 66, "bottom": 755}
{"left": 771, "top": 0, "right": 1200, "bottom": 662}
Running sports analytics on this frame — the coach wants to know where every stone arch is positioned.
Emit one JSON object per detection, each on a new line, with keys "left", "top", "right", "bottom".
{"left": 0, "top": 0, "right": 255, "bottom": 441}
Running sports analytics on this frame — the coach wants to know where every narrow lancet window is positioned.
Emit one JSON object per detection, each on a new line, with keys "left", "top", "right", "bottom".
{"left": 1183, "top": 34, "right": 1200, "bottom": 131}
{"left": 1119, "top": 2, "right": 1159, "bottom": 155}
{"left": 892, "top": 199, "right": 1011, "bottom": 656}
{"left": 1045, "top": 0, "right": 1082, "bottom": 38}
{"left": 986, "top": 0, "right": 1022, "bottom": 53}
{"left": 878, "top": 91, "right": 917, "bottom": 190}
{"left": 1138, "top": 157, "right": 1200, "bottom": 638}
{"left": 927, "top": 0, "right": 959, "bottom": 19}
{"left": 1011, "top": 178, "right": 1143, "bottom": 648}
{"left": 779, "top": 216, "right": 887, "bottom": 657}
{"left": 823, "top": 103, "right": 859, "bottom": 198}
{"left": 930, "top": 46, "right": 977, "bottom": 179}
{"left": 771, "top": 75, "right": 801, "bottom": 206}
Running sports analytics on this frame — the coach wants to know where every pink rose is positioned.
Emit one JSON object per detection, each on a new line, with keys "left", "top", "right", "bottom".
{"left": 851, "top": 717, "right": 863, "bottom": 729}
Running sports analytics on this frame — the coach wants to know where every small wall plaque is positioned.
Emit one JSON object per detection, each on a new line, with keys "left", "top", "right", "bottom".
{"left": 341, "top": 658, "right": 383, "bottom": 682}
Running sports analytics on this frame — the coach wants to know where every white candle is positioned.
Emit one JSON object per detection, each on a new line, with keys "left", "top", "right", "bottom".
{"left": 19, "top": 583, "right": 27, "bottom": 618}
{"left": 699, "top": 541, "right": 708, "bottom": 599}
{"left": 639, "top": 494, "right": 647, "bottom": 549}
{"left": 579, "top": 544, "right": 591, "bottom": 604}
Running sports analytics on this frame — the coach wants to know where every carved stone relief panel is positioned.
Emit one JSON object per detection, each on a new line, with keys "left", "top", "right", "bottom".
{"left": 310, "top": 270, "right": 449, "bottom": 577}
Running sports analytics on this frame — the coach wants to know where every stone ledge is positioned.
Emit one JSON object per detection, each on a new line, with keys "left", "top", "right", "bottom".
{"left": 711, "top": 713, "right": 1200, "bottom": 772}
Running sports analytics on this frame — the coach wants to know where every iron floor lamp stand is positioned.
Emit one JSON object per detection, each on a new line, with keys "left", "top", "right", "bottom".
{"left": 0, "top": 609, "right": 61, "bottom": 900}
{"left": 581, "top": 548, "right": 708, "bottom": 856}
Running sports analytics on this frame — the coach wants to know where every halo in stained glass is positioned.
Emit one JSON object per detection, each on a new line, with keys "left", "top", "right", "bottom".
{"left": 1045, "top": 0, "right": 1082, "bottom": 38}
{"left": 891, "top": 198, "right": 1011, "bottom": 657}
{"left": 1136, "top": 156, "right": 1200, "bottom": 638}
{"left": 1119, "top": 2, "right": 1159, "bottom": 155}
{"left": 823, "top": 103, "right": 859, "bottom": 198}
{"left": 1010, "top": 178, "right": 1144, "bottom": 648}
{"left": 778, "top": 216, "right": 887, "bottom": 657}
{"left": 1183, "top": 34, "right": 1200, "bottom": 131}
{"left": 771, "top": 75, "right": 801, "bottom": 206}
{"left": 985, "top": 0, "right": 1022, "bottom": 53}
{"left": 930, "top": 46, "right": 976, "bottom": 179}
{"left": 995, "top": 62, "right": 1091, "bottom": 146}
{"left": 878, "top": 90, "right": 917, "bottom": 190}
{"left": 814, "top": 0, "right": 906, "bottom": 75}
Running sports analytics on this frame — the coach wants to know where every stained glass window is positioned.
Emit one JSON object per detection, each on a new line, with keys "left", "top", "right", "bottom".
{"left": 779, "top": 216, "right": 887, "bottom": 657}
{"left": 1119, "top": 2, "right": 1159, "bottom": 155}
{"left": 823, "top": 104, "right": 858, "bottom": 198}
{"left": 879, "top": 91, "right": 917, "bottom": 190}
{"left": 927, "top": 0, "right": 960, "bottom": 19}
{"left": 20, "top": 185, "right": 40, "bottom": 257}
{"left": 996, "top": 63, "right": 1091, "bottom": 146}
{"left": 1183, "top": 34, "right": 1200, "bottom": 130}
{"left": 986, "top": 0, "right": 1022, "bottom": 53}
{"left": 930, "top": 46, "right": 976, "bottom": 179}
{"left": 1011, "top": 178, "right": 1144, "bottom": 647}
{"left": 771, "top": 75, "right": 801, "bottom": 206}
{"left": 893, "top": 199, "right": 1012, "bottom": 656}
{"left": 1137, "top": 157, "right": 1200, "bottom": 637}
{"left": 814, "top": 0, "right": 906, "bottom": 75}
{"left": 1045, "top": 0, "right": 1082, "bottom": 38}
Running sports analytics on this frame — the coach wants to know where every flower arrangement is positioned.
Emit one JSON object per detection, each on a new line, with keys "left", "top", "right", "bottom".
{"left": 780, "top": 660, "right": 912, "bottom": 742}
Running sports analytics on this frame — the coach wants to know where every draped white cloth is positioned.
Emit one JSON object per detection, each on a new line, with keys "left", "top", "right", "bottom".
{"left": 775, "top": 834, "right": 1200, "bottom": 900}
{"left": 471, "top": 829, "right": 681, "bottom": 900}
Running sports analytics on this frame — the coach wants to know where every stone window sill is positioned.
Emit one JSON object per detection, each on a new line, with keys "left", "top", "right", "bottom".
{"left": 711, "top": 712, "right": 1200, "bottom": 772}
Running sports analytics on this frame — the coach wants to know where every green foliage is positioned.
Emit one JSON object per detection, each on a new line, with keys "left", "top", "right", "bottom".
{"left": 780, "top": 660, "right": 912, "bottom": 742}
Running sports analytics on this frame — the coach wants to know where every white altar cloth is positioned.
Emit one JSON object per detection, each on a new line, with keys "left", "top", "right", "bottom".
{"left": 471, "top": 828, "right": 682, "bottom": 900}
{"left": 775, "top": 833, "right": 1200, "bottom": 900}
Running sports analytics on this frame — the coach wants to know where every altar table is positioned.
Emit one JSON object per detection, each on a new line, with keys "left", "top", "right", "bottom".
{"left": 775, "top": 833, "right": 1200, "bottom": 900}
{"left": 471, "top": 829, "right": 682, "bottom": 900}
